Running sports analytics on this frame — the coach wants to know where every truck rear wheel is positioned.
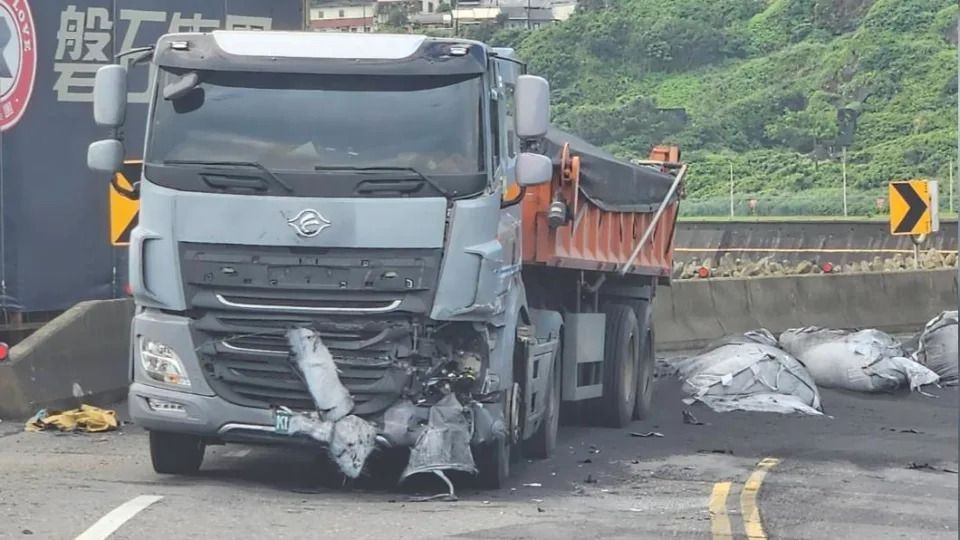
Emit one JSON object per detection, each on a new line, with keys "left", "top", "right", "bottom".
{"left": 588, "top": 304, "right": 639, "bottom": 428}
{"left": 634, "top": 324, "right": 655, "bottom": 420}
{"left": 149, "top": 431, "right": 205, "bottom": 475}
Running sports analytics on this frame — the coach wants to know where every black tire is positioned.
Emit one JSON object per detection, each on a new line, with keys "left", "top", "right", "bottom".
{"left": 634, "top": 324, "right": 655, "bottom": 421}
{"left": 523, "top": 342, "right": 561, "bottom": 458}
{"left": 149, "top": 431, "right": 205, "bottom": 475}
{"left": 587, "top": 304, "right": 640, "bottom": 428}
{"left": 474, "top": 384, "right": 519, "bottom": 489}
{"left": 474, "top": 436, "right": 510, "bottom": 490}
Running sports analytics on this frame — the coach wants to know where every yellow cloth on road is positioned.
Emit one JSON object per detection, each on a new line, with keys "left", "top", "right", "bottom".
{"left": 25, "top": 404, "right": 118, "bottom": 433}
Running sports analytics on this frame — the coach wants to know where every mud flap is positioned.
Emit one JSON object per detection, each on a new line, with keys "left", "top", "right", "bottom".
{"left": 560, "top": 313, "right": 606, "bottom": 402}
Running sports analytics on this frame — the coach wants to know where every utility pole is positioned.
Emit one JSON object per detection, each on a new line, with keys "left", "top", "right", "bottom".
{"left": 729, "top": 162, "right": 734, "bottom": 217}
{"left": 841, "top": 146, "right": 848, "bottom": 217}
{"left": 950, "top": 157, "right": 954, "bottom": 214}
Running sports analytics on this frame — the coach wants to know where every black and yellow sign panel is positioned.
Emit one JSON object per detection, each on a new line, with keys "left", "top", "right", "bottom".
{"left": 110, "top": 160, "right": 142, "bottom": 246}
{"left": 889, "top": 179, "right": 938, "bottom": 236}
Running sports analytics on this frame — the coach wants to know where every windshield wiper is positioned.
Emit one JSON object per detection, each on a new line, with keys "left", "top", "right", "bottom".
{"left": 163, "top": 160, "right": 294, "bottom": 194}
{"left": 314, "top": 165, "right": 452, "bottom": 198}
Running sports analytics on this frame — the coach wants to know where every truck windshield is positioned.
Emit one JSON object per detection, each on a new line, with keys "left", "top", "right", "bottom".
{"left": 146, "top": 69, "right": 485, "bottom": 175}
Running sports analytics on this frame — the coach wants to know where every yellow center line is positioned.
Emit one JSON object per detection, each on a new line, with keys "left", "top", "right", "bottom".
{"left": 741, "top": 457, "right": 781, "bottom": 540}
{"left": 709, "top": 481, "right": 734, "bottom": 539}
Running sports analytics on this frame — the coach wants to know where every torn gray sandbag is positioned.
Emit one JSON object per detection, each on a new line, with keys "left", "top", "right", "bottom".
{"left": 779, "top": 327, "right": 940, "bottom": 393}
{"left": 669, "top": 339, "right": 822, "bottom": 415}
{"left": 697, "top": 329, "right": 780, "bottom": 353}
{"left": 401, "top": 393, "right": 477, "bottom": 483}
{"left": 288, "top": 328, "right": 353, "bottom": 422}
{"left": 913, "top": 311, "right": 958, "bottom": 385}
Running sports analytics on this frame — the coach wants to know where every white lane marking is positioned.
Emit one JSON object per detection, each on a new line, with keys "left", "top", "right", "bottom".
{"left": 225, "top": 449, "right": 252, "bottom": 459}
{"left": 75, "top": 495, "right": 164, "bottom": 540}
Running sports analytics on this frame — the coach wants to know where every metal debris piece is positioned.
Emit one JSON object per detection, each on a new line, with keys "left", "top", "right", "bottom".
{"left": 410, "top": 471, "right": 459, "bottom": 502}
{"left": 400, "top": 393, "right": 477, "bottom": 500}
{"left": 523, "top": 483, "right": 542, "bottom": 487}
{"left": 682, "top": 411, "right": 705, "bottom": 425}
{"left": 629, "top": 431, "right": 665, "bottom": 438}
{"left": 907, "top": 462, "right": 958, "bottom": 474}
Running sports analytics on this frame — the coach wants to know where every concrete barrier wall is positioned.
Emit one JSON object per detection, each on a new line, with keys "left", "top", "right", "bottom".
{"left": 654, "top": 269, "right": 959, "bottom": 350}
{"left": 675, "top": 220, "right": 959, "bottom": 266}
{"left": 0, "top": 299, "right": 134, "bottom": 418}
{"left": 0, "top": 271, "right": 955, "bottom": 418}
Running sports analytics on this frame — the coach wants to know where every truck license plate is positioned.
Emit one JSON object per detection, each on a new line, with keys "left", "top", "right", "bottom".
{"left": 275, "top": 410, "right": 291, "bottom": 435}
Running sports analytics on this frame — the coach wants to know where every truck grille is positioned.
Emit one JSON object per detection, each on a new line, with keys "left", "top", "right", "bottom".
{"left": 193, "top": 314, "right": 412, "bottom": 416}
{"left": 179, "top": 244, "right": 437, "bottom": 416}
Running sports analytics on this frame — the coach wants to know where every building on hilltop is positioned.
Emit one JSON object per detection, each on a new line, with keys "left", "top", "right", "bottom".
{"left": 310, "top": 1, "right": 377, "bottom": 32}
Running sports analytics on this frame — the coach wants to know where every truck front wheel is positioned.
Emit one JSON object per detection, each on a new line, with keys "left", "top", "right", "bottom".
{"left": 523, "top": 342, "right": 561, "bottom": 458}
{"left": 149, "top": 431, "right": 205, "bottom": 475}
{"left": 474, "top": 383, "right": 520, "bottom": 489}
{"left": 588, "top": 304, "right": 640, "bottom": 428}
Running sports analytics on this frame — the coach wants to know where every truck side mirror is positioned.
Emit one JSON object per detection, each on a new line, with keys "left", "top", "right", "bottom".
{"left": 515, "top": 75, "right": 550, "bottom": 139}
{"left": 516, "top": 152, "right": 552, "bottom": 187}
{"left": 88, "top": 140, "right": 124, "bottom": 175}
{"left": 93, "top": 64, "right": 129, "bottom": 128}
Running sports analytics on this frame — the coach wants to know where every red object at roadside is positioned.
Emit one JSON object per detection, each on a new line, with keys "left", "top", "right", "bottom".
{"left": 0, "top": 342, "right": 9, "bottom": 361}
{"left": 697, "top": 267, "right": 711, "bottom": 278}
{"left": 821, "top": 262, "right": 834, "bottom": 273}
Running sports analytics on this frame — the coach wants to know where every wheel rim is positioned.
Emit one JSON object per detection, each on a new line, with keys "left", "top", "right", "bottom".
{"left": 548, "top": 356, "right": 561, "bottom": 436}
{"left": 641, "top": 329, "right": 654, "bottom": 396}
{"left": 509, "top": 382, "right": 521, "bottom": 445}
{"left": 622, "top": 330, "right": 637, "bottom": 406}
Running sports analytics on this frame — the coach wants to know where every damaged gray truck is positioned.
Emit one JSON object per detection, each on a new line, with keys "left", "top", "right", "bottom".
{"left": 87, "top": 31, "right": 684, "bottom": 489}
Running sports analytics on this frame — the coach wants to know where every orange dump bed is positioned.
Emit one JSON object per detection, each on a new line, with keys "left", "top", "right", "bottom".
{"left": 520, "top": 144, "right": 683, "bottom": 278}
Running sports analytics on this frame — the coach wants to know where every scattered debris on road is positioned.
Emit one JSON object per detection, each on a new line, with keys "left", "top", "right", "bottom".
{"left": 629, "top": 431, "right": 665, "bottom": 438}
{"left": 24, "top": 405, "right": 118, "bottom": 433}
{"left": 882, "top": 427, "right": 923, "bottom": 434}
{"left": 911, "top": 311, "right": 958, "bottom": 386}
{"left": 668, "top": 315, "right": 952, "bottom": 416}
{"left": 681, "top": 411, "right": 706, "bottom": 425}
{"left": 907, "top": 462, "right": 959, "bottom": 474}
{"left": 780, "top": 327, "right": 940, "bottom": 393}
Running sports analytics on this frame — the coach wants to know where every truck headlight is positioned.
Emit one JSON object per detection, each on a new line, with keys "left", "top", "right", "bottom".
{"left": 139, "top": 338, "right": 191, "bottom": 387}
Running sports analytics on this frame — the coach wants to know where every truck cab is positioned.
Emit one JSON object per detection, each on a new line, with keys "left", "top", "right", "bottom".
{"left": 88, "top": 31, "right": 562, "bottom": 488}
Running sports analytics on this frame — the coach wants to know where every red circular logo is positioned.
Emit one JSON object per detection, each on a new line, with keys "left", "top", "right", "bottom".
{"left": 0, "top": 0, "right": 36, "bottom": 132}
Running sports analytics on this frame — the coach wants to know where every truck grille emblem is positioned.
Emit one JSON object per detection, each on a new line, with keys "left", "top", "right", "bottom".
{"left": 287, "top": 209, "right": 331, "bottom": 238}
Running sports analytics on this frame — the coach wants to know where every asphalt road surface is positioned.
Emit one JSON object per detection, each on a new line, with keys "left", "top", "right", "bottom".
{"left": 0, "top": 363, "right": 956, "bottom": 540}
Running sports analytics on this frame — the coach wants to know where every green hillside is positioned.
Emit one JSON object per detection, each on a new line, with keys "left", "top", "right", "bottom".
{"left": 479, "top": 0, "right": 959, "bottom": 216}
